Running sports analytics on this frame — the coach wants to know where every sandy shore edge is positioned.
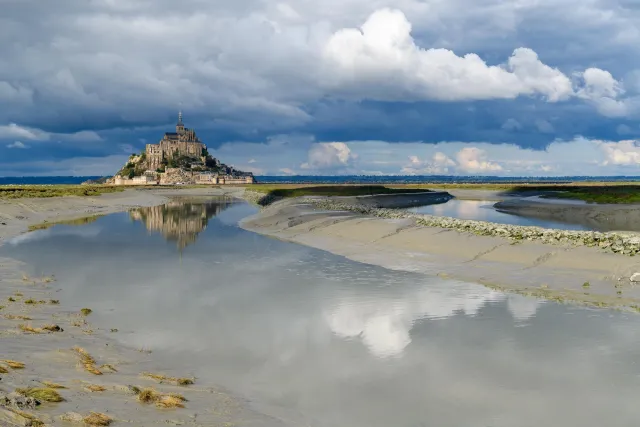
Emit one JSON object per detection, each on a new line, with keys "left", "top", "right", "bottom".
{"left": 240, "top": 191, "right": 640, "bottom": 313}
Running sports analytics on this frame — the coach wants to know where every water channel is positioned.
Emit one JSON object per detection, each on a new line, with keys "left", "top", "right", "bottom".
{"left": 408, "top": 199, "right": 591, "bottom": 230}
{"left": 4, "top": 198, "right": 640, "bottom": 426}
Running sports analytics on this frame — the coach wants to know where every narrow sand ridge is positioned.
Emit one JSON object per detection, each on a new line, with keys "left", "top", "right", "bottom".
{"left": 0, "top": 187, "right": 286, "bottom": 427}
{"left": 240, "top": 194, "right": 640, "bottom": 312}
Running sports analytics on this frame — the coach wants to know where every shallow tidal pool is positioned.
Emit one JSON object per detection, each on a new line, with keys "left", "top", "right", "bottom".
{"left": 408, "top": 199, "right": 591, "bottom": 230}
{"left": 4, "top": 198, "right": 640, "bottom": 427}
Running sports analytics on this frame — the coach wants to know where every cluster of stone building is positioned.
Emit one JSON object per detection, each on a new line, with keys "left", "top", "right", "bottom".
{"left": 110, "top": 112, "right": 254, "bottom": 186}
{"left": 112, "top": 169, "right": 254, "bottom": 186}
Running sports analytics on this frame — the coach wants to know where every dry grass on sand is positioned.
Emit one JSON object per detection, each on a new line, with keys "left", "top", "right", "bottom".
{"left": 83, "top": 412, "right": 113, "bottom": 426}
{"left": 4, "top": 314, "right": 32, "bottom": 320}
{"left": 41, "top": 381, "right": 66, "bottom": 389}
{"left": 136, "top": 387, "right": 187, "bottom": 408}
{"left": 72, "top": 346, "right": 103, "bottom": 375}
{"left": 141, "top": 372, "right": 195, "bottom": 386}
{"left": 8, "top": 408, "right": 44, "bottom": 426}
{"left": 85, "top": 384, "right": 107, "bottom": 392}
{"left": 62, "top": 411, "right": 113, "bottom": 426}
{"left": 18, "top": 323, "right": 63, "bottom": 333}
{"left": 2, "top": 360, "right": 25, "bottom": 369}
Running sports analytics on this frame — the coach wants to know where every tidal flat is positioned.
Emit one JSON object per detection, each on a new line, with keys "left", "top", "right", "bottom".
{"left": 3, "top": 185, "right": 640, "bottom": 425}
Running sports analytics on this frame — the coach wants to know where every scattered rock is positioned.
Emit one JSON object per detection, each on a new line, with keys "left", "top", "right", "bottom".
{"left": 630, "top": 273, "right": 640, "bottom": 282}
{"left": 0, "top": 392, "right": 40, "bottom": 410}
{"left": 0, "top": 407, "right": 37, "bottom": 426}
{"left": 60, "top": 412, "right": 84, "bottom": 423}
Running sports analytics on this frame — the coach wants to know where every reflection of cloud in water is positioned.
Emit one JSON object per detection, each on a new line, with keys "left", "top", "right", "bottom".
{"left": 325, "top": 281, "right": 515, "bottom": 357}
{"left": 507, "top": 294, "right": 542, "bottom": 321}
{"left": 414, "top": 200, "right": 494, "bottom": 222}
{"left": 8, "top": 226, "right": 101, "bottom": 245}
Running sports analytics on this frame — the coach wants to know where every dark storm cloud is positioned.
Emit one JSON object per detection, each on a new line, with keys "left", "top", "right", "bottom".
{"left": 1, "top": 0, "right": 640, "bottom": 175}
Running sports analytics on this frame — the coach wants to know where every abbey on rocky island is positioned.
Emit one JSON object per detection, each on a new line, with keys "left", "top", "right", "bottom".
{"left": 146, "top": 111, "right": 205, "bottom": 170}
{"left": 109, "top": 112, "right": 254, "bottom": 186}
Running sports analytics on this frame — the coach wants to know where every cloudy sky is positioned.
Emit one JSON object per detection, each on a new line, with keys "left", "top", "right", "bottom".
{"left": 2, "top": 0, "right": 640, "bottom": 176}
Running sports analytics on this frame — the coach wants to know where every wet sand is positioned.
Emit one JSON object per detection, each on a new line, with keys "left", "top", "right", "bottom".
{"left": 0, "top": 187, "right": 284, "bottom": 426}
{"left": 240, "top": 195, "right": 640, "bottom": 312}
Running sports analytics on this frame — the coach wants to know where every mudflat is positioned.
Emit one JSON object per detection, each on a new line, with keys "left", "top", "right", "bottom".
{"left": 241, "top": 195, "right": 640, "bottom": 311}
{"left": 3, "top": 185, "right": 640, "bottom": 425}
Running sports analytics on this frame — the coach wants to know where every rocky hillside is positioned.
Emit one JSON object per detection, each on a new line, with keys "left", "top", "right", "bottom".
{"left": 114, "top": 150, "right": 252, "bottom": 179}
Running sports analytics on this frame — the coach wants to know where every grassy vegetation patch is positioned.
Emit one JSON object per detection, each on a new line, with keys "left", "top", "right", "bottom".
{"left": 536, "top": 185, "right": 640, "bottom": 204}
{"left": 0, "top": 185, "right": 123, "bottom": 199}
{"left": 16, "top": 387, "right": 65, "bottom": 402}
{"left": 248, "top": 183, "right": 640, "bottom": 204}
{"left": 250, "top": 184, "right": 434, "bottom": 198}
{"left": 28, "top": 215, "right": 104, "bottom": 231}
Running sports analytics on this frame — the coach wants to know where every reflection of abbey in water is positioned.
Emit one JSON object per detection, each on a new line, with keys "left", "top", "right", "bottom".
{"left": 130, "top": 201, "right": 232, "bottom": 250}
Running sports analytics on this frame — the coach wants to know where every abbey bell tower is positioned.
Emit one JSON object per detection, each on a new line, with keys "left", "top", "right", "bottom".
{"left": 176, "top": 111, "right": 185, "bottom": 133}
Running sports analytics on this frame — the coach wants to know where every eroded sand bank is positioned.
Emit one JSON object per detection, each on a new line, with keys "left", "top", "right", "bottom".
{"left": 0, "top": 187, "right": 285, "bottom": 427}
{"left": 240, "top": 194, "right": 640, "bottom": 312}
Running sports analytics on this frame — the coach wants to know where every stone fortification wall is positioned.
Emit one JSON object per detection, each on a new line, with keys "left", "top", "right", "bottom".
{"left": 159, "top": 168, "right": 195, "bottom": 185}
{"left": 146, "top": 140, "right": 204, "bottom": 170}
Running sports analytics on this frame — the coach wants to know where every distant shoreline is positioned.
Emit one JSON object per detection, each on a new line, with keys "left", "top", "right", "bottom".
{"left": 6, "top": 175, "right": 640, "bottom": 186}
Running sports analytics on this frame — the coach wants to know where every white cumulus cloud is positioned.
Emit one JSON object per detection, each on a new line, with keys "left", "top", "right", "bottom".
{"left": 455, "top": 147, "right": 503, "bottom": 172}
{"left": 301, "top": 142, "right": 355, "bottom": 170}
{"left": 321, "top": 9, "right": 611, "bottom": 104}
{"left": 401, "top": 152, "right": 456, "bottom": 174}
{"left": 0, "top": 123, "right": 102, "bottom": 143}
{"left": 7, "top": 141, "right": 29, "bottom": 149}
{"left": 575, "top": 68, "right": 628, "bottom": 117}
{"left": 599, "top": 140, "right": 640, "bottom": 165}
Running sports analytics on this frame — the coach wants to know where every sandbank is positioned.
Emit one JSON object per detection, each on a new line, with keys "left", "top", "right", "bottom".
{"left": 240, "top": 193, "right": 640, "bottom": 312}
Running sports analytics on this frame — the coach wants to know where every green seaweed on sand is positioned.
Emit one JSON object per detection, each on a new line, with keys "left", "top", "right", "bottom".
{"left": 16, "top": 387, "right": 65, "bottom": 402}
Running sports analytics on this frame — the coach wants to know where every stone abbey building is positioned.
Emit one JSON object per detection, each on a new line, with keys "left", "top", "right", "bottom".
{"left": 109, "top": 111, "right": 254, "bottom": 185}
{"left": 146, "top": 112, "right": 206, "bottom": 170}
